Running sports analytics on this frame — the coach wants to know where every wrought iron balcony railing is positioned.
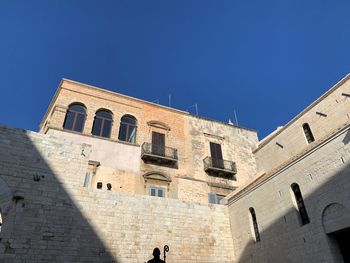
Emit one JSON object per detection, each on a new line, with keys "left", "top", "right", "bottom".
{"left": 141, "top": 142, "right": 178, "bottom": 164}
{"left": 203, "top": 156, "right": 237, "bottom": 177}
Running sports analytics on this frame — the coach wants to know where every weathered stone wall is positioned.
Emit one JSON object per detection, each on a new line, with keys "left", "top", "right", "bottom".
{"left": 254, "top": 74, "right": 350, "bottom": 174}
{"left": 41, "top": 80, "right": 190, "bottom": 201}
{"left": 40, "top": 79, "right": 259, "bottom": 204}
{"left": 179, "top": 116, "right": 258, "bottom": 203}
{"left": 0, "top": 126, "right": 235, "bottom": 262}
{"left": 227, "top": 122, "right": 350, "bottom": 263}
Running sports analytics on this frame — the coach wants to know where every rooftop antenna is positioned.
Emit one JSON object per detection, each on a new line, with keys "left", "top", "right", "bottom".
{"left": 168, "top": 94, "right": 172, "bottom": 108}
{"left": 188, "top": 103, "right": 198, "bottom": 116}
{"left": 234, "top": 109, "right": 239, "bottom": 126}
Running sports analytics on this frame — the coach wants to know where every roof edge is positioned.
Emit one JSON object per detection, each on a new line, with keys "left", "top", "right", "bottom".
{"left": 39, "top": 79, "right": 64, "bottom": 130}
{"left": 228, "top": 120, "right": 350, "bottom": 204}
{"left": 254, "top": 73, "right": 350, "bottom": 152}
{"left": 61, "top": 78, "right": 189, "bottom": 115}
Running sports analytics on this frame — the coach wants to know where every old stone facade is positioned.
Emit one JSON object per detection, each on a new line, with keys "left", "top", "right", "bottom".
{"left": 39, "top": 79, "right": 258, "bottom": 204}
{"left": 0, "top": 74, "right": 350, "bottom": 262}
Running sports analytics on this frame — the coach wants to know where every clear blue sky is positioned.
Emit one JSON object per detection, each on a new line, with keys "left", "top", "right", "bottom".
{"left": 1, "top": 1, "right": 349, "bottom": 139}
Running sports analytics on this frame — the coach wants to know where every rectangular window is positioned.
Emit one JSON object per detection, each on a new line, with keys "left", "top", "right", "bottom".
{"left": 83, "top": 172, "right": 91, "bottom": 187}
{"left": 149, "top": 186, "right": 165, "bottom": 197}
{"left": 210, "top": 142, "right": 224, "bottom": 169}
{"left": 152, "top": 132, "right": 165, "bottom": 156}
{"left": 208, "top": 193, "right": 225, "bottom": 204}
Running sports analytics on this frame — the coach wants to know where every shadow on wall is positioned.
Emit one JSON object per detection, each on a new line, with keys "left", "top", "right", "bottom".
{"left": 233, "top": 162, "right": 350, "bottom": 263}
{"left": 0, "top": 126, "right": 118, "bottom": 262}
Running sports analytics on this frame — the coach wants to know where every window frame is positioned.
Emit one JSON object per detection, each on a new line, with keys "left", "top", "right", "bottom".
{"left": 118, "top": 115, "right": 137, "bottom": 143}
{"left": 291, "top": 183, "right": 310, "bottom": 225}
{"left": 63, "top": 103, "right": 87, "bottom": 133}
{"left": 302, "top": 123, "right": 315, "bottom": 144}
{"left": 249, "top": 207, "right": 261, "bottom": 242}
{"left": 91, "top": 109, "right": 113, "bottom": 138}
{"left": 148, "top": 186, "right": 165, "bottom": 197}
{"left": 208, "top": 193, "right": 225, "bottom": 204}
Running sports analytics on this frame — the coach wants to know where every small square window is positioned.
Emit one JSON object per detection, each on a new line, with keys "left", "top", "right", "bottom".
{"left": 97, "top": 182, "right": 102, "bottom": 189}
{"left": 149, "top": 186, "right": 165, "bottom": 197}
{"left": 208, "top": 193, "right": 225, "bottom": 204}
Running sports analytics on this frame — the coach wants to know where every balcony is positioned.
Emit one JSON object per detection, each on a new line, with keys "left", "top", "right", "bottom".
{"left": 203, "top": 156, "right": 237, "bottom": 178}
{"left": 141, "top": 142, "right": 178, "bottom": 165}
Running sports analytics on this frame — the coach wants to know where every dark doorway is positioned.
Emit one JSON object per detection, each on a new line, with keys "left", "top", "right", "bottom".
{"left": 152, "top": 132, "right": 165, "bottom": 156}
{"left": 333, "top": 228, "right": 350, "bottom": 262}
{"left": 210, "top": 142, "right": 224, "bottom": 169}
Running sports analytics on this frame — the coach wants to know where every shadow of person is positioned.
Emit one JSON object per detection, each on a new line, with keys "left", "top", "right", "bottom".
{"left": 147, "top": 247, "right": 165, "bottom": 263}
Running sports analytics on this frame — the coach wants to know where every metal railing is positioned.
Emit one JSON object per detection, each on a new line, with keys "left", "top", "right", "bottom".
{"left": 141, "top": 142, "right": 178, "bottom": 160}
{"left": 203, "top": 156, "right": 237, "bottom": 173}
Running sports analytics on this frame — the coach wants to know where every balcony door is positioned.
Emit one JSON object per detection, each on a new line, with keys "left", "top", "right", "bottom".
{"left": 210, "top": 142, "right": 224, "bottom": 169}
{"left": 152, "top": 132, "right": 165, "bottom": 156}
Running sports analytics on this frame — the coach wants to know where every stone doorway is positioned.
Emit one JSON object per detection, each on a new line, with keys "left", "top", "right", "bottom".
{"left": 331, "top": 228, "right": 350, "bottom": 262}
{"left": 322, "top": 203, "right": 350, "bottom": 262}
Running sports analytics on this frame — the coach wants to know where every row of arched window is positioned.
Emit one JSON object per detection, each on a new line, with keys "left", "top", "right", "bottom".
{"left": 249, "top": 183, "right": 309, "bottom": 243}
{"left": 63, "top": 103, "right": 137, "bottom": 143}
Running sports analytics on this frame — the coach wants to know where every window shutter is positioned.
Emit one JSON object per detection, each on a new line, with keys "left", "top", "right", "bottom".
{"left": 152, "top": 132, "right": 165, "bottom": 156}
{"left": 210, "top": 142, "right": 224, "bottom": 168}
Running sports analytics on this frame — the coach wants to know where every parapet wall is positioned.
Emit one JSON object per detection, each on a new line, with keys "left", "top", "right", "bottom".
{"left": 0, "top": 126, "right": 235, "bottom": 263}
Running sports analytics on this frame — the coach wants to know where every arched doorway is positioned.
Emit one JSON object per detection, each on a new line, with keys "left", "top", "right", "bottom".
{"left": 322, "top": 203, "right": 350, "bottom": 262}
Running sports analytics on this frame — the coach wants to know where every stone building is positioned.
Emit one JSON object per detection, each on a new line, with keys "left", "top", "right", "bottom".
{"left": 0, "top": 74, "right": 350, "bottom": 262}
{"left": 39, "top": 79, "right": 258, "bottom": 204}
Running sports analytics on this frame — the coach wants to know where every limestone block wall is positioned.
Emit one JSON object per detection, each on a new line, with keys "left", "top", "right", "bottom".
{"left": 254, "top": 74, "right": 350, "bottom": 174}
{"left": 39, "top": 79, "right": 260, "bottom": 204}
{"left": 0, "top": 126, "right": 235, "bottom": 262}
{"left": 179, "top": 116, "right": 258, "bottom": 203}
{"left": 227, "top": 122, "right": 350, "bottom": 263}
{"left": 46, "top": 129, "right": 143, "bottom": 194}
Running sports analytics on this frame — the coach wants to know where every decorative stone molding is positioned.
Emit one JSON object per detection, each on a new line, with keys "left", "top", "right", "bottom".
{"left": 207, "top": 182, "right": 236, "bottom": 190}
{"left": 143, "top": 171, "right": 172, "bottom": 183}
{"left": 147, "top": 121, "right": 171, "bottom": 131}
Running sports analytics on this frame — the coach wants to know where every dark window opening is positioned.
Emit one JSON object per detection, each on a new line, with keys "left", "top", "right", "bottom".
{"left": 210, "top": 142, "right": 224, "bottom": 169}
{"left": 92, "top": 109, "right": 113, "bottom": 138}
{"left": 0, "top": 209, "right": 2, "bottom": 233}
{"left": 63, "top": 103, "right": 87, "bottom": 132}
{"left": 152, "top": 132, "right": 165, "bottom": 156}
{"left": 249, "top": 207, "right": 260, "bottom": 242}
{"left": 303, "top": 123, "right": 315, "bottom": 144}
{"left": 291, "top": 183, "right": 310, "bottom": 225}
{"left": 97, "top": 182, "right": 102, "bottom": 189}
{"left": 118, "top": 115, "right": 137, "bottom": 143}
{"left": 107, "top": 183, "right": 112, "bottom": 190}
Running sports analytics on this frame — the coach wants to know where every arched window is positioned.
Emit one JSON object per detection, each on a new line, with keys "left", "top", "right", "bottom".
{"left": 118, "top": 115, "right": 137, "bottom": 143}
{"left": 291, "top": 183, "right": 310, "bottom": 225}
{"left": 303, "top": 123, "right": 314, "bottom": 144}
{"left": 0, "top": 209, "right": 2, "bottom": 233}
{"left": 63, "top": 103, "right": 86, "bottom": 132}
{"left": 91, "top": 109, "right": 113, "bottom": 138}
{"left": 249, "top": 207, "right": 260, "bottom": 242}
